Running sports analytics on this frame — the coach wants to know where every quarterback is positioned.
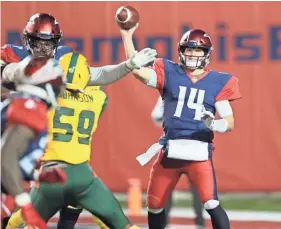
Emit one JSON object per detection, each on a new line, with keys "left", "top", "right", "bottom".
{"left": 121, "top": 24, "right": 241, "bottom": 229}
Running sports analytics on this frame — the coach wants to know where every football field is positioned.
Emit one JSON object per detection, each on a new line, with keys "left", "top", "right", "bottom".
{"left": 46, "top": 208, "right": 281, "bottom": 229}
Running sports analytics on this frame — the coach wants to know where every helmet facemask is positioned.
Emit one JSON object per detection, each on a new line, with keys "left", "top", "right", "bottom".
{"left": 24, "top": 34, "right": 60, "bottom": 58}
{"left": 23, "top": 13, "right": 62, "bottom": 58}
{"left": 179, "top": 45, "right": 211, "bottom": 70}
{"left": 178, "top": 29, "right": 213, "bottom": 70}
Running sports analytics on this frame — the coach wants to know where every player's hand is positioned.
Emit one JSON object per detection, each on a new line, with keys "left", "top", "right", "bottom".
{"left": 201, "top": 106, "right": 215, "bottom": 129}
{"left": 120, "top": 23, "right": 139, "bottom": 38}
{"left": 15, "top": 192, "right": 48, "bottom": 229}
{"left": 33, "top": 167, "right": 67, "bottom": 185}
{"left": 1, "top": 193, "right": 16, "bottom": 218}
{"left": 21, "top": 203, "right": 48, "bottom": 229}
{"left": 126, "top": 48, "right": 157, "bottom": 70}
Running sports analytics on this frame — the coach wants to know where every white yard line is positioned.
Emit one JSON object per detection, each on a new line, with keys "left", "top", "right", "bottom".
{"left": 70, "top": 208, "right": 281, "bottom": 222}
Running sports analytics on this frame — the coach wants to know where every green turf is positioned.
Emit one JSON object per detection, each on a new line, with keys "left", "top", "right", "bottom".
{"left": 174, "top": 196, "right": 281, "bottom": 212}
{"left": 118, "top": 196, "right": 281, "bottom": 212}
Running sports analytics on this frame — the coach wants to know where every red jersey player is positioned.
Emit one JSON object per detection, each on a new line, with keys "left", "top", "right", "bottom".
{"left": 1, "top": 13, "right": 156, "bottom": 229}
{"left": 121, "top": 25, "right": 241, "bottom": 229}
{"left": 1, "top": 56, "right": 67, "bottom": 229}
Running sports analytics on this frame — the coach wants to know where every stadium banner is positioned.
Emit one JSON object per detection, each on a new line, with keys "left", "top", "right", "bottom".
{"left": 2, "top": 1, "right": 281, "bottom": 192}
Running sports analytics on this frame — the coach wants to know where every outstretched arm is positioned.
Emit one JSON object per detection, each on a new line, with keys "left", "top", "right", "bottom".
{"left": 120, "top": 24, "right": 158, "bottom": 87}
{"left": 88, "top": 39, "right": 157, "bottom": 86}
{"left": 88, "top": 61, "right": 131, "bottom": 86}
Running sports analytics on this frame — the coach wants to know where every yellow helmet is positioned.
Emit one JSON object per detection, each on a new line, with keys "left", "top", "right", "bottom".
{"left": 59, "top": 52, "right": 90, "bottom": 92}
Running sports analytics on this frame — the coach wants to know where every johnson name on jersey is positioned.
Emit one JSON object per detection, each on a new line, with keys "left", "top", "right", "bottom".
{"left": 42, "top": 86, "right": 108, "bottom": 164}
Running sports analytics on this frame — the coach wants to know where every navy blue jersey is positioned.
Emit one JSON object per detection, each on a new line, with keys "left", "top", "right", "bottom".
{"left": 153, "top": 58, "right": 241, "bottom": 143}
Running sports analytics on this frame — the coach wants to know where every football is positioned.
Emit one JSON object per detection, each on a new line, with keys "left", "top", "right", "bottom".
{"left": 24, "top": 56, "right": 50, "bottom": 77}
{"left": 115, "top": 6, "right": 139, "bottom": 30}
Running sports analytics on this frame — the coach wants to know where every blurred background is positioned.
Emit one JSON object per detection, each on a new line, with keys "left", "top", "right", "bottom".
{"left": 1, "top": 1, "right": 281, "bottom": 229}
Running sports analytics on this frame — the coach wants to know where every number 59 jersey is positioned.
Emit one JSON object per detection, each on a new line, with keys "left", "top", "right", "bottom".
{"left": 154, "top": 58, "right": 242, "bottom": 143}
{"left": 42, "top": 86, "right": 108, "bottom": 164}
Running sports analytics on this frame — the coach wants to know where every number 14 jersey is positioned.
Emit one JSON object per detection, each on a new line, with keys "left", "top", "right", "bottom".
{"left": 42, "top": 86, "right": 107, "bottom": 164}
{"left": 153, "top": 58, "right": 242, "bottom": 143}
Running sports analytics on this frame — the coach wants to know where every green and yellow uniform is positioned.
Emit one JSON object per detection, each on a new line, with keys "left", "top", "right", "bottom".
{"left": 7, "top": 53, "right": 131, "bottom": 229}
{"left": 42, "top": 85, "right": 107, "bottom": 164}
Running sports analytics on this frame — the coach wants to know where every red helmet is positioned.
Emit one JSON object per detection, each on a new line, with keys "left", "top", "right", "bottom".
{"left": 178, "top": 29, "right": 213, "bottom": 69}
{"left": 23, "top": 13, "right": 62, "bottom": 57}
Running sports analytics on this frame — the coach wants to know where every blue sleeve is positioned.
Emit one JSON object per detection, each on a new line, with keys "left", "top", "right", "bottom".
{"left": 3, "top": 45, "right": 29, "bottom": 61}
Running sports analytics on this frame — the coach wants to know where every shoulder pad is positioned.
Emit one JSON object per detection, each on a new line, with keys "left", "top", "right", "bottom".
{"left": 55, "top": 46, "right": 74, "bottom": 60}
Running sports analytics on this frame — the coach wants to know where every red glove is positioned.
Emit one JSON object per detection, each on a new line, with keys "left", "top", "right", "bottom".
{"left": 1, "top": 193, "right": 16, "bottom": 218}
{"left": 15, "top": 192, "right": 48, "bottom": 229}
{"left": 33, "top": 167, "right": 67, "bottom": 184}
{"left": 21, "top": 203, "right": 48, "bottom": 229}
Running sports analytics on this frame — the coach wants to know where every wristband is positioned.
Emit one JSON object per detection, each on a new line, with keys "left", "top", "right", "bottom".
{"left": 15, "top": 192, "right": 31, "bottom": 207}
{"left": 211, "top": 119, "right": 228, "bottom": 133}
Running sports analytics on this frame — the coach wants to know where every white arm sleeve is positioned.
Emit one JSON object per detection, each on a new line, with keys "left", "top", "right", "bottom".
{"left": 88, "top": 61, "right": 131, "bottom": 86}
{"left": 146, "top": 68, "right": 158, "bottom": 88}
{"left": 151, "top": 96, "right": 164, "bottom": 127}
{"left": 211, "top": 100, "right": 233, "bottom": 132}
{"left": 214, "top": 100, "right": 233, "bottom": 118}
